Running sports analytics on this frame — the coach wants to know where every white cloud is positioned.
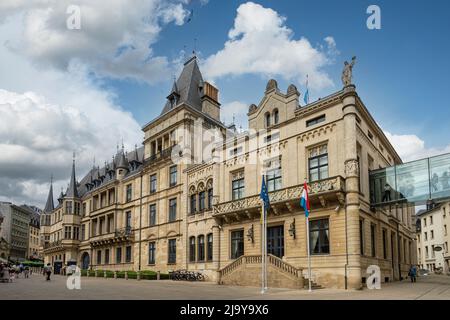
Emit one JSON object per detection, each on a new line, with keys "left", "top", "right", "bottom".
{"left": 202, "top": 2, "right": 336, "bottom": 90}
{"left": 384, "top": 131, "right": 450, "bottom": 162}
{"left": 221, "top": 101, "right": 248, "bottom": 129}
{"left": 1, "top": 0, "right": 189, "bottom": 84}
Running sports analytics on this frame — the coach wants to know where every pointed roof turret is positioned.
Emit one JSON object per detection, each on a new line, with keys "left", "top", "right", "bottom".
{"left": 66, "top": 155, "right": 79, "bottom": 198}
{"left": 161, "top": 55, "right": 204, "bottom": 115}
{"left": 44, "top": 176, "right": 54, "bottom": 213}
{"left": 116, "top": 149, "right": 129, "bottom": 170}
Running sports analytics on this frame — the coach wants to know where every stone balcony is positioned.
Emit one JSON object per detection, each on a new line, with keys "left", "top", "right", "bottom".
{"left": 89, "top": 227, "right": 134, "bottom": 247}
{"left": 213, "top": 176, "right": 345, "bottom": 223}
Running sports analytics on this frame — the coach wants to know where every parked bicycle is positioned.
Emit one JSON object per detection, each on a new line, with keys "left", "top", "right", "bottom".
{"left": 169, "top": 269, "right": 204, "bottom": 281}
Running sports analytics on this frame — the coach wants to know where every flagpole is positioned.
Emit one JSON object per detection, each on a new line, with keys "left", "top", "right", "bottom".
{"left": 306, "top": 215, "right": 312, "bottom": 292}
{"left": 264, "top": 202, "right": 268, "bottom": 291}
{"left": 261, "top": 202, "right": 265, "bottom": 294}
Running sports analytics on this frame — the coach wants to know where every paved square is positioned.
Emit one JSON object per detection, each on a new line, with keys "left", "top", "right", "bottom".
{"left": 1, "top": 274, "right": 450, "bottom": 300}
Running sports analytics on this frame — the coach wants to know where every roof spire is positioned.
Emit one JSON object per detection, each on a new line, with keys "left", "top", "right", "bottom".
{"left": 44, "top": 175, "right": 54, "bottom": 213}
{"left": 66, "top": 152, "right": 79, "bottom": 198}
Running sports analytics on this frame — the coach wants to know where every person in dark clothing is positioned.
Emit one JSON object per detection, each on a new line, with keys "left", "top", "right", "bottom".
{"left": 408, "top": 265, "right": 417, "bottom": 283}
{"left": 382, "top": 183, "right": 392, "bottom": 202}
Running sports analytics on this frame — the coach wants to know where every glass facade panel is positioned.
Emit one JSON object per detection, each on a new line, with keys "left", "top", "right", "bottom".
{"left": 370, "top": 153, "right": 450, "bottom": 206}
{"left": 429, "top": 153, "right": 450, "bottom": 201}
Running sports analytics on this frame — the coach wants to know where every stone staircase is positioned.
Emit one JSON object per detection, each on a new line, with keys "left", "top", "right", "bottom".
{"left": 219, "top": 254, "right": 305, "bottom": 289}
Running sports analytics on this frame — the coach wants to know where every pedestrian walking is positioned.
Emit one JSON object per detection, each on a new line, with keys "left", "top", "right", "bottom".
{"left": 408, "top": 265, "right": 417, "bottom": 283}
{"left": 44, "top": 263, "right": 52, "bottom": 281}
{"left": 24, "top": 266, "right": 29, "bottom": 278}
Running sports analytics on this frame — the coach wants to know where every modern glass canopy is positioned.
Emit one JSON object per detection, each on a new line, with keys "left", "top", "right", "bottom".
{"left": 370, "top": 153, "right": 450, "bottom": 206}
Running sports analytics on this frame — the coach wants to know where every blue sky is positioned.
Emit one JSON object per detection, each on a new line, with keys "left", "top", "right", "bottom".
{"left": 110, "top": 0, "right": 450, "bottom": 149}
{"left": 0, "top": 0, "right": 449, "bottom": 206}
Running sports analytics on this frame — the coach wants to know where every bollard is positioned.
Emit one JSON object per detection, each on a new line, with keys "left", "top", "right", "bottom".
{"left": 137, "top": 271, "right": 141, "bottom": 281}
{"left": 114, "top": 271, "right": 117, "bottom": 279}
{"left": 125, "top": 271, "right": 128, "bottom": 280}
{"left": 157, "top": 271, "right": 160, "bottom": 280}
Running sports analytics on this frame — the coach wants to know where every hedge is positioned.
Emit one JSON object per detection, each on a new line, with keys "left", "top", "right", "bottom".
{"left": 80, "top": 269, "right": 169, "bottom": 280}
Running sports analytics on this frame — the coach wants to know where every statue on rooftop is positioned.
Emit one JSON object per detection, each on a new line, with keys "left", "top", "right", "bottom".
{"left": 342, "top": 56, "right": 356, "bottom": 87}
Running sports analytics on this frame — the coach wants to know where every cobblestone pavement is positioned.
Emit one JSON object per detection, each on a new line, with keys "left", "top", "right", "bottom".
{"left": 1, "top": 273, "right": 450, "bottom": 300}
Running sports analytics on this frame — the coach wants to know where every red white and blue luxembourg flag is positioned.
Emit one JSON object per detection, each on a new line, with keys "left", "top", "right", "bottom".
{"left": 300, "top": 181, "right": 310, "bottom": 218}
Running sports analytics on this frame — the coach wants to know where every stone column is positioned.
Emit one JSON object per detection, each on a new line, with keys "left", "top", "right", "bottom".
{"left": 342, "top": 85, "right": 362, "bottom": 289}
{"left": 212, "top": 224, "right": 221, "bottom": 284}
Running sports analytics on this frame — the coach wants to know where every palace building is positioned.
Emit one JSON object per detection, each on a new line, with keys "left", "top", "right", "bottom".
{"left": 41, "top": 56, "right": 417, "bottom": 289}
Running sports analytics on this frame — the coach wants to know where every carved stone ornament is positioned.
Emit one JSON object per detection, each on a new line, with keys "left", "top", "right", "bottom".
{"left": 344, "top": 159, "right": 359, "bottom": 177}
{"left": 248, "top": 103, "right": 258, "bottom": 113}
{"left": 266, "top": 79, "right": 278, "bottom": 92}
{"left": 287, "top": 84, "right": 299, "bottom": 96}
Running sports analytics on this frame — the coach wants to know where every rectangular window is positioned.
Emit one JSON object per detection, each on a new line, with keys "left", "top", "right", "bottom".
{"left": 126, "top": 211, "right": 131, "bottom": 229}
{"left": 168, "top": 239, "right": 176, "bottom": 264}
{"left": 198, "top": 235, "right": 205, "bottom": 261}
{"left": 431, "top": 230, "right": 434, "bottom": 239}
{"left": 208, "top": 188, "right": 213, "bottom": 210}
{"left": 169, "top": 166, "right": 177, "bottom": 187}
{"left": 73, "top": 227, "right": 79, "bottom": 240}
{"left": 232, "top": 178, "right": 245, "bottom": 200}
{"left": 430, "top": 216, "right": 433, "bottom": 225}
{"left": 199, "top": 191, "right": 206, "bottom": 211}
{"left": 149, "top": 204, "right": 156, "bottom": 226}
{"left": 150, "top": 174, "right": 157, "bottom": 193}
{"left": 309, "top": 219, "right": 330, "bottom": 255}
{"left": 190, "top": 194, "right": 197, "bottom": 215}
{"left": 382, "top": 229, "right": 387, "bottom": 259}
{"left": 97, "top": 250, "right": 102, "bottom": 265}
{"left": 207, "top": 233, "right": 213, "bottom": 261}
{"left": 65, "top": 201, "right": 72, "bottom": 214}
{"left": 64, "top": 226, "right": 71, "bottom": 239}
{"left": 230, "top": 230, "right": 244, "bottom": 259}
{"left": 81, "top": 225, "right": 86, "bottom": 241}
{"left": 169, "top": 198, "right": 177, "bottom": 222}
{"left": 116, "top": 247, "right": 122, "bottom": 264}
{"left": 371, "top": 224, "right": 376, "bottom": 257}
{"left": 266, "top": 168, "right": 282, "bottom": 192}
{"left": 308, "top": 145, "right": 328, "bottom": 182}
{"left": 425, "top": 232, "right": 428, "bottom": 241}
{"left": 229, "top": 146, "right": 243, "bottom": 157}
{"left": 148, "top": 242, "right": 156, "bottom": 265}
{"left": 189, "top": 237, "right": 196, "bottom": 262}
{"left": 105, "top": 249, "right": 110, "bottom": 264}
{"left": 126, "top": 184, "right": 132, "bottom": 202}
{"left": 264, "top": 132, "right": 280, "bottom": 144}
{"left": 125, "top": 246, "right": 132, "bottom": 263}
{"left": 306, "top": 115, "right": 325, "bottom": 127}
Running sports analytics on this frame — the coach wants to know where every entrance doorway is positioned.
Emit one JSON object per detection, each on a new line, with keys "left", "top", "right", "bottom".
{"left": 81, "top": 252, "right": 90, "bottom": 270}
{"left": 267, "top": 225, "right": 284, "bottom": 258}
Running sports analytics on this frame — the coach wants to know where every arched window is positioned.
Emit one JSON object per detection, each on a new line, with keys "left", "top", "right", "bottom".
{"left": 273, "top": 109, "right": 279, "bottom": 124}
{"left": 265, "top": 112, "right": 271, "bottom": 127}
{"left": 198, "top": 235, "right": 205, "bottom": 261}
{"left": 190, "top": 194, "right": 197, "bottom": 215}
{"left": 189, "top": 236, "right": 196, "bottom": 262}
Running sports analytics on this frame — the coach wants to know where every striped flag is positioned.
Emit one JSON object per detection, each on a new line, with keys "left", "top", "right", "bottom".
{"left": 300, "top": 181, "right": 310, "bottom": 217}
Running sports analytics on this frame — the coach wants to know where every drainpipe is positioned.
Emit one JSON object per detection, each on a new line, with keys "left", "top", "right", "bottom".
{"left": 138, "top": 173, "right": 143, "bottom": 271}
{"left": 344, "top": 196, "right": 349, "bottom": 290}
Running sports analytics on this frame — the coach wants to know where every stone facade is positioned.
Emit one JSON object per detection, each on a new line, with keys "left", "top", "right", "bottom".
{"left": 416, "top": 202, "right": 450, "bottom": 273}
{"left": 41, "top": 56, "right": 417, "bottom": 289}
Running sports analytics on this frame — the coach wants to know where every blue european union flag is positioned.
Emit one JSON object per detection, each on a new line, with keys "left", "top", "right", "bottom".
{"left": 260, "top": 176, "right": 270, "bottom": 210}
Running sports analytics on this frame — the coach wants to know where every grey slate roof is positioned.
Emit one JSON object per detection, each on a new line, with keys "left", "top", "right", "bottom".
{"left": 160, "top": 56, "right": 204, "bottom": 115}
{"left": 44, "top": 181, "right": 54, "bottom": 213}
{"left": 66, "top": 160, "right": 79, "bottom": 198}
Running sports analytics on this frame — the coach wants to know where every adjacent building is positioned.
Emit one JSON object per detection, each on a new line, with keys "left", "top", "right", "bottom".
{"left": 0, "top": 202, "right": 31, "bottom": 261}
{"left": 41, "top": 56, "right": 417, "bottom": 288}
{"left": 416, "top": 202, "right": 450, "bottom": 273}
{"left": 0, "top": 213, "right": 9, "bottom": 261}
{"left": 22, "top": 205, "right": 42, "bottom": 260}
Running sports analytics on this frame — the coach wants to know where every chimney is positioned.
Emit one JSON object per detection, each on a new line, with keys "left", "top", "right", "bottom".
{"left": 201, "top": 82, "right": 220, "bottom": 120}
